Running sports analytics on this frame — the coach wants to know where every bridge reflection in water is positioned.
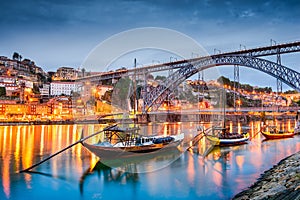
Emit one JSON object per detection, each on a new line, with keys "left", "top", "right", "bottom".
{"left": 0, "top": 120, "right": 299, "bottom": 200}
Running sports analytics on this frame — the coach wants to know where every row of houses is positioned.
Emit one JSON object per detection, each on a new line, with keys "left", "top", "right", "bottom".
{"left": 0, "top": 74, "right": 83, "bottom": 98}
{"left": 0, "top": 97, "right": 74, "bottom": 119}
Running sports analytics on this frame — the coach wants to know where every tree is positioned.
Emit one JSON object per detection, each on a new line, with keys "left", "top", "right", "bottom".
{"left": 155, "top": 75, "right": 167, "bottom": 81}
{"left": 32, "top": 84, "right": 40, "bottom": 94}
{"left": 217, "top": 76, "right": 231, "bottom": 86}
{"left": 147, "top": 74, "right": 154, "bottom": 80}
{"left": 12, "top": 52, "right": 19, "bottom": 60}
{"left": 0, "top": 87, "right": 6, "bottom": 97}
{"left": 284, "top": 90, "right": 298, "bottom": 94}
{"left": 103, "top": 90, "right": 112, "bottom": 103}
{"left": 112, "top": 77, "right": 132, "bottom": 110}
{"left": 81, "top": 68, "right": 86, "bottom": 77}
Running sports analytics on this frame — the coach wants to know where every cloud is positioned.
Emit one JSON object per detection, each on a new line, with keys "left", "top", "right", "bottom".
{"left": 0, "top": 0, "right": 299, "bottom": 81}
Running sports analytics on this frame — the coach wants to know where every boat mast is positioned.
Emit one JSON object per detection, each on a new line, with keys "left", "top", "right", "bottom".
{"left": 133, "top": 58, "right": 137, "bottom": 116}
{"left": 222, "top": 87, "right": 227, "bottom": 137}
{"left": 223, "top": 87, "right": 226, "bottom": 128}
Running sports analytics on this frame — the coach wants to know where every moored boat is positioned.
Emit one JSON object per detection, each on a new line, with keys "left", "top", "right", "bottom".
{"left": 82, "top": 125, "right": 184, "bottom": 161}
{"left": 261, "top": 130, "right": 294, "bottom": 140}
{"left": 205, "top": 127, "right": 249, "bottom": 146}
{"left": 261, "top": 126, "right": 294, "bottom": 140}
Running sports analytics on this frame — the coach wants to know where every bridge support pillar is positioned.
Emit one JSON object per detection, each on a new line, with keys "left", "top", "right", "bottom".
{"left": 234, "top": 65, "right": 240, "bottom": 111}
{"left": 276, "top": 50, "right": 282, "bottom": 93}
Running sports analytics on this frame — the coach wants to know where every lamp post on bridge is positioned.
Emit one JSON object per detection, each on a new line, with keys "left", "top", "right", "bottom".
{"left": 270, "top": 39, "right": 277, "bottom": 46}
{"left": 233, "top": 45, "right": 245, "bottom": 112}
{"left": 214, "top": 48, "right": 221, "bottom": 54}
{"left": 239, "top": 44, "right": 246, "bottom": 51}
{"left": 192, "top": 52, "right": 204, "bottom": 85}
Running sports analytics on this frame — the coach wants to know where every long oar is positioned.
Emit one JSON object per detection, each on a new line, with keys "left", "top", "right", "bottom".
{"left": 187, "top": 133, "right": 205, "bottom": 151}
{"left": 19, "top": 124, "right": 118, "bottom": 173}
{"left": 187, "top": 127, "right": 213, "bottom": 151}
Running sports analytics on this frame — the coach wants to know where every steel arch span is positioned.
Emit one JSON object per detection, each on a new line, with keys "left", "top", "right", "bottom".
{"left": 144, "top": 55, "right": 300, "bottom": 112}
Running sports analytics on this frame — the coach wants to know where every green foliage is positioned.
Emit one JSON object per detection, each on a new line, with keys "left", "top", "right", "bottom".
{"left": 217, "top": 76, "right": 231, "bottom": 86}
{"left": 0, "top": 87, "right": 6, "bottom": 96}
{"left": 12, "top": 52, "right": 21, "bottom": 60}
{"left": 178, "top": 85, "right": 197, "bottom": 103}
{"left": 71, "top": 91, "right": 81, "bottom": 98}
{"left": 284, "top": 90, "right": 298, "bottom": 94}
{"left": 113, "top": 77, "right": 132, "bottom": 109}
{"left": 103, "top": 90, "right": 112, "bottom": 102}
{"left": 217, "top": 76, "right": 273, "bottom": 93}
{"left": 240, "top": 84, "right": 253, "bottom": 92}
{"left": 155, "top": 75, "right": 167, "bottom": 81}
{"left": 32, "top": 84, "right": 40, "bottom": 94}
{"left": 254, "top": 87, "right": 272, "bottom": 93}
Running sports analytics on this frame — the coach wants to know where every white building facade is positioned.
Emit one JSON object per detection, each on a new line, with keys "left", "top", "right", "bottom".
{"left": 50, "top": 82, "right": 82, "bottom": 96}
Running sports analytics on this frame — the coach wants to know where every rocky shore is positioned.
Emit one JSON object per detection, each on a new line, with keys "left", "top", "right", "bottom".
{"left": 233, "top": 151, "right": 300, "bottom": 200}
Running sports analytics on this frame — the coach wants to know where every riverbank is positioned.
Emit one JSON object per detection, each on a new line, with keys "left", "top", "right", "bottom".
{"left": 233, "top": 151, "right": 300, "bottom": 200}
{"left": 0, "top": 118, "right": 118, "bottom": 126}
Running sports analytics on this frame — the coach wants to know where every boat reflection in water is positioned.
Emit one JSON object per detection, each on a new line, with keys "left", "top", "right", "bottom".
{"left": 79, "top": 161, "right": 139, "bottom": 195}
{"left": 85, "top": 143, "right": 183, "bottom": 173}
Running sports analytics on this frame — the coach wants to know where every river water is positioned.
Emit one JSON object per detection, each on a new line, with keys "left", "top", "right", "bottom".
{"left": 0, "top": 120, "right": 299, "bottom": 200}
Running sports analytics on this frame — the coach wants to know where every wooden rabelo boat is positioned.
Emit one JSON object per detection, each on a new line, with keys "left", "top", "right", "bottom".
{"left": 261, "top": 126, "right": 294, "bottom": 140}
{"left": 82, "top": 125, "right": 184, "bottom": 161}
{"left": 205, "top": 127, "right": 249, "bottom": 146}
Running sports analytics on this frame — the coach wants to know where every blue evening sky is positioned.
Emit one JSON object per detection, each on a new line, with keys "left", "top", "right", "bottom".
{"left": 0, "top": 0, "right": 299, "bottom": 90}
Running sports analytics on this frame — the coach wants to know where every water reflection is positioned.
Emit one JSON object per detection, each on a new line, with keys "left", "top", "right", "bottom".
{"left": 79, "top": 161, "right": 139, "bottom": 195}
{"left": 0, "top": 120, "right": 299, "bottom": 200}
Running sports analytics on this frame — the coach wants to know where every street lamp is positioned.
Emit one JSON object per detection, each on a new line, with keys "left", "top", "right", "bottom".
{"left": 270, "top": 39, "right": 277, "bottom": 46}
{"left": 214, "top": 49, "right": 221, "bottom": 54}
{"left": 240, "top": 44, "right": 246, "bottom": 50}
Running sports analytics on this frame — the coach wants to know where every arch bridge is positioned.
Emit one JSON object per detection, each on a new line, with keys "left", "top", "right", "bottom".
{"left": 143, "top": 54, "right": 300, "bottom": 112}
{"left": 74, "top": 41, "right": 300, "bottom": 113}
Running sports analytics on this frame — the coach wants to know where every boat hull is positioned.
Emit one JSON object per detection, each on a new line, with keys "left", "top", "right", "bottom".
{"left": 83, "top": 139, "right": 183, "bottom": 161}
{"left": 261, "top": 131, "right": 294, "bottom": 140}
{"left": 206, "top": 134, "right": 249, "bottom": 146}
{"left": 219, "top": 137, "right": 249, "bottom": 145}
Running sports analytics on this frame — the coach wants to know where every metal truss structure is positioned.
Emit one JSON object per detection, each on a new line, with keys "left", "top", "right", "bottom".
{"left": 76, "top": 41, "right": 300, "bottom": 82}
{"left": 144, "top": 64, "right": 196, "bottom": 111}
{"left": 219, "top": 41, "right": 300, "bottom": 57}
{"left": 143, "top": 55, "right": 300, "bottom": 112}
{"left": 74, "top": 41, "right": 300, "bottom": 113}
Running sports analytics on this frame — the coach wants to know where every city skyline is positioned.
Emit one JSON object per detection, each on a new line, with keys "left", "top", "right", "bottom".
{"left": 0, "top": 0, "right": 300, "bottom": 90}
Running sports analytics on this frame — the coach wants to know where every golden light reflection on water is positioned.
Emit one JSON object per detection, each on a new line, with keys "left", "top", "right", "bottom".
{"left": 212, "top": 162, "right": 222, "bottom": 187}
{"left": 0, "top": 124, "right": 104, "bottom": 197}
{"left": 235, "top": 155, "right": 244, "bottom": 170}
{"left": 2, "top": 126, "right": 10, "bottom": 199}
{"left": 187, "top": 150, "right": 195, "bottom": 185}
{"left": 0, "top": 119, "right": 299, "bottom": 199}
